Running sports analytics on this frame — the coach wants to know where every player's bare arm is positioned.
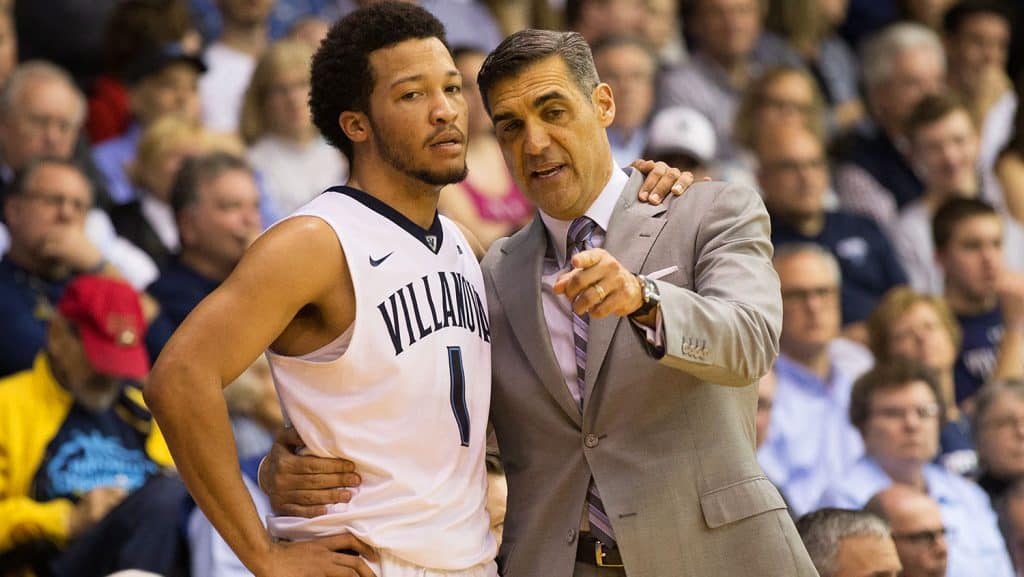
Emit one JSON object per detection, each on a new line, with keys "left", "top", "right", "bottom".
{"left": 145, "top": 216, "right": 377, "bottom": 577}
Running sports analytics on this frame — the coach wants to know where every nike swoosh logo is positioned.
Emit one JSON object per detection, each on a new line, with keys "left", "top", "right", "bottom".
{"left": 369, "top": 252, "right": 394, "bottom": 267}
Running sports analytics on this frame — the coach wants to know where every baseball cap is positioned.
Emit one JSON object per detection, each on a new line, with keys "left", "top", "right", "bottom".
{"left": 645, "top": 106, "right": 717, "bottom": 164}
{"left": 123, "top": 43, "right": 207, "bottom": 85}
{"left": 57, "top": 275, "right": 150, "bottom": 381}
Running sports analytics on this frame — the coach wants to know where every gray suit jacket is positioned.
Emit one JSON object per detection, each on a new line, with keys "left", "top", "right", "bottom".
{"left": 482, "top": 174, "right": 818, "bottom": 577}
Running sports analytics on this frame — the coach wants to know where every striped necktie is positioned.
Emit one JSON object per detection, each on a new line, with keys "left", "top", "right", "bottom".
{"left": 566, "top": 216, "right": 617, "bottom": 546}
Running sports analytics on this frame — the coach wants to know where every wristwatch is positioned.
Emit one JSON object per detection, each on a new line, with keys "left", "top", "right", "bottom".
{"left": 631, "top": 274, "right": 661, "bottom": 317}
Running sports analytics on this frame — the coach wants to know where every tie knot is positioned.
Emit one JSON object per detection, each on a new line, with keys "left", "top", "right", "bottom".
{"left": 567, "top": 216, "right": 598, "bottom": 255}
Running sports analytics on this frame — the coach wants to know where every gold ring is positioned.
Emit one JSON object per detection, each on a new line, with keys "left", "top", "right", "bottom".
{"left": 594, "top": 284, "right": 607, "bottom": 301}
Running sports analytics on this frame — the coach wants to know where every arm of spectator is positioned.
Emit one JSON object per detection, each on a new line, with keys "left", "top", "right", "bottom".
{"left": 0, "top": 496, "right": 75, "bottom": 553}
{"left": 994, "top": 271, "right": 1024, "bottom": 382}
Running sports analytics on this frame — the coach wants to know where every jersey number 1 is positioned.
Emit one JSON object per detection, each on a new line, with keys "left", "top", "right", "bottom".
{"left": 447, "top": 346, "right": 471, "bottom": 447}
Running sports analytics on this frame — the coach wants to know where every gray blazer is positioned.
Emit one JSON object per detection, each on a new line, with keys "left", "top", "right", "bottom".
{"left": 482, "top": 175, "right": 818, "bottom": 577}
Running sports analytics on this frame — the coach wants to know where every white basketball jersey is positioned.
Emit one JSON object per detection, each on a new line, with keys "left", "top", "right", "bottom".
{"left": 265, "top": 187, "right": 496, "bottom": 570}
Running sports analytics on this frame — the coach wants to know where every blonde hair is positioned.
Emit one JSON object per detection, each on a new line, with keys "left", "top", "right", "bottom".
{"left": 867, "top": 286, "right": 962, "bottom": 362}
{"left": 239, "top": 39, "right": 314, "bottom": 145}
{"left": 128, "top": 115, "right": 209, "bottom": 185}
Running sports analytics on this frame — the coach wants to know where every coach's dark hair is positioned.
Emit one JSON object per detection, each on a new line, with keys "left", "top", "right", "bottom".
{"left": 170, "top": 152, "right": 252, "bottom": 218}
{"left": 309, "top": 2, "right": 448, "bottom": 158}
{"left": 932, "top": 197, "right": 999, "bottom": 252}
{"left": 477, "top": 29, "right": 600, "bottom": 116}
{"left": 848, "top": 359, "right": 946, "bottom": 434}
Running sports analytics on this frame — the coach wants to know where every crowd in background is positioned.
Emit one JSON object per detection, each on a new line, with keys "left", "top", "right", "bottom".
{"left": 0, "top": 0, "right": 1023, "bottom": 575}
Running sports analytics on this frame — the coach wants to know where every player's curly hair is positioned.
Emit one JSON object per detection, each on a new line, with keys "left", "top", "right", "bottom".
{"left": 309, "top": 2, "right": 448, "bottom": 159}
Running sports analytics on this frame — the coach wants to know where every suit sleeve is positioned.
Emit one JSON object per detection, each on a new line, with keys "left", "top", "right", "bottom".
{"left": 656, "top": 183, "right": 782, "bottom": 387}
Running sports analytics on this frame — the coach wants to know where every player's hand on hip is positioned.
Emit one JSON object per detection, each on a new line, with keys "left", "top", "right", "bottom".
{"left": 261, "top": 533, "right": 379, "bottom": 577}
{"left": 261, "top": 427, "right": 362, "bottom": 518}
{"left": 630, "top": 159, "right": 696, "bottom": 205}
{"left": 553, "top": 248, "right": 643, "bottom": 319}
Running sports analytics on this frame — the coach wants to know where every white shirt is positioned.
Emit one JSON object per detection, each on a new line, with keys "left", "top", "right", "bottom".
{"left": 248, "top": 135, "right": 349, "bottom": 216}
{"left": 199, "top": 43, "right": 256, "bottom": 134}
{"left": 140, "top": 194, "right": 179, "bottom": 253}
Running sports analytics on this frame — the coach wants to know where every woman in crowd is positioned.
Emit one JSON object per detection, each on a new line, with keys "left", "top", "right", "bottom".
{"left": 240, "top": 39, "right": 348, "bottom": 216}
{"left": 867, "top": 286, "right": 977, "bottom": 477}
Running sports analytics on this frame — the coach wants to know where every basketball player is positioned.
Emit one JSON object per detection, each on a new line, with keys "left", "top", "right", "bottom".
{"left": 144, "top": 3, "right": 690, "bottom": 577}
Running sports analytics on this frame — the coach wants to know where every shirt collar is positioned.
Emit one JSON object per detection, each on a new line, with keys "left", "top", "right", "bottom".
{"left": 539, "top": 160, "right": 629, "bottom": 267}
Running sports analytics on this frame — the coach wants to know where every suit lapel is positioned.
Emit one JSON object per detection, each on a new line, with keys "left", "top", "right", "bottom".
{"left": 494, "top": 217, "right": 583, "bottom": 426}
{"left": 584, "top": 172, "right": 668, "bottom": 409}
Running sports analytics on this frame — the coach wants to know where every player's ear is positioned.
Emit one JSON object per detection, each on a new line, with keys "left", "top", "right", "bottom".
{"left": 340, "top": 111, "right": 370, "bottom": 144}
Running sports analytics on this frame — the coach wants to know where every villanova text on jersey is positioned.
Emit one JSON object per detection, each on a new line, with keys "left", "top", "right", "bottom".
{"left": 377, "top": 270, "right": 490, "bottom": 356}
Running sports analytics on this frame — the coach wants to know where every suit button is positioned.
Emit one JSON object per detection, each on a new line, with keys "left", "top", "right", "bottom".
{"left": 584, "top": 434, "right": 600, "bottom": 448}
{"left": 566, "top": 528, "right": 577, "bottom": 544}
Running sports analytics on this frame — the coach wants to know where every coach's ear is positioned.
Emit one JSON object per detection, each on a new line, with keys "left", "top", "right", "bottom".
{"left": 339, "top": 110, "right": 370, "bottom": 145}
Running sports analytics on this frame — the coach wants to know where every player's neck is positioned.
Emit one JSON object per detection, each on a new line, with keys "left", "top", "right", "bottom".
{"left": 348, "top": 159, "right": 443, "bottom": 231}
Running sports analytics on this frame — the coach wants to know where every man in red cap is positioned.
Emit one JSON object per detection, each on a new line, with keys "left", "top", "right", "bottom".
{"left": 0, "top": 275, "right": 187, "bottom": 577}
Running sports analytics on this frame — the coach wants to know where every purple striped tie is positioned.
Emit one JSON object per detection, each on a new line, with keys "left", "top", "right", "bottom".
{"left": 566, "top": 216, "right": 617, "bottom": 546}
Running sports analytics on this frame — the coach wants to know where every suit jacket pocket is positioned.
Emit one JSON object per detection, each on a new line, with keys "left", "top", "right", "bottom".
{"left": 496, "top": 541, "right": 516, "bottom": 576}
{"left": 699, "top": 475, "right": 786, "bottom": 529}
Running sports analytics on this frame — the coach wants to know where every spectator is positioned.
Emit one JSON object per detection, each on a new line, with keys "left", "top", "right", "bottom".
{"left": 642, "top": 106, "right": 717, "bottom": 180}
{"left": 437, "top": 46, "right": 532, "bottom": 250}
{"left": 0, "top": 275, "right": 186, "bottom": 577}
{"left": 973, "top": 379, "right": 1024, "bottom": 503}
{"left": 996, "top": 74, "right": 1024, "bottom": 224}
{"left": 757, "top": 123, "right": 908, "bottom": 331}
{"left": 87, "top": 0, "right": 201, "bottom": 145}
{"left": 109, "top": 117, "right": 211, "bottom": 270}
{"left": 565, "top": 0, "right": 645, "bottom": 42}
{"left": 285, "top": 16, "right": 330, "bottom": 50}
{"left": 658, "top": 0, "right": 802, "bottom": 163}
{"left": 145, "top": 152, "right": 262, "bottom": 357}
{"left": 592, "top": 35, "right": 658, "bottom": 167}
{"left": 796, "top": 508, "right": 902, "bottom": 577}
{"left": 0, "top": 158, "right": 149, "bottom": 378}
{"left": 835, "top": 23, "right": 944, "bottom": 228}
{"left": 92, "top": 43, "right": 206, "bottom": 207}
{"left": 765, "top": 0, "right": 866, "bottom": 134}
{"left": 934, "top": 198, "right": 1024, "bottom": 403}
{"left": 864, "top": 484, "right": 949, "bottom": 577}
{"left": 199, "top": 0, "right": 274, "bottom": 134}
{"left": 757, "top": 243, "right": 872, "bottom": 516}
{"left": 241, "top": 40, "right": 347, "bottom": 217}
{"left": 818, "top": 360, "right": 1015, "bottom": 576}
{"left": 731, "top": 65, "right": 826, "bottom": 186}
{"left": 894, "top": 94, "right": 1024, "bottom": 293}
{"left": 640, "top": 0, "right": 686, "bottom": 66}
{"left": 867, "top": 287, "right": 977, "bottom": 476}
{"left": 903, "top": 0, "right": 958, "bottom": 30}
{"left": 942, "top": 0, "right": 1017, "bottom": 209}
{"left": 0, "top": 62, "right": 159, "bottom": 291}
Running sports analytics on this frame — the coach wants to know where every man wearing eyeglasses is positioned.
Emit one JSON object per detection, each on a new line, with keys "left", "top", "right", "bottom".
{"left": 0, "top": 158, "right": 127, "bottom": 378}
{"left": 818, "top": 359, "right": 1014, "bottom": 577}
{"left": 865, "top": 483, "right": 949, "bottom": 577}
{"left": 755, "top": 123, "right": 907, "bottom": 342}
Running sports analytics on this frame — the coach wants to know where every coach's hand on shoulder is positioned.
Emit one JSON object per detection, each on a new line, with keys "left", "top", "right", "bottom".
{"left": 260, "top": 427, "right": 362, "bottom": 518}
{"left": 630, "top": 159, "right": 696, "bottom": 205}
{"left": 259, "top": 533, "right": 378, "bottom": 577}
